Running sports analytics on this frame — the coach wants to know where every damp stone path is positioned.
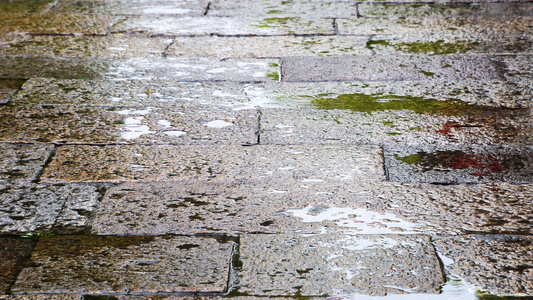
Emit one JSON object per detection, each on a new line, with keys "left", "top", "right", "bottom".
{"left": 0, "top": 0, "right": 532, "bottom": 299}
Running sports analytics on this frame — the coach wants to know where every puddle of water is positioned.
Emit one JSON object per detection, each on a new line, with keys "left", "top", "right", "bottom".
{"left": 285, "top": 205, "right": 424, "bottom": 234}
{"left": 203, "top": 120, "right": 234, "bottom": 128}
{"left": 114, "top": 108, "right": 154, "bottom": 140}
{"left": 142, "top": 7, "right": 191, "bottom": 14}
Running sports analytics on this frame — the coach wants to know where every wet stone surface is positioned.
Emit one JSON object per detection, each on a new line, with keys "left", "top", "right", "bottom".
{"left": 0, "top": 13, "right": 114, "bottom": 35}
{"left": 0, "top": 183, "right": 101, "bottom": 235}
{"left": 260, "top": 108, "right": 533, "bottom": 147}
{"left": 0, "top": 34, "right": 173, "bottom": 59}
{"left": 0, "top": 79, "right": 26, "bottom": 104}
{"left": 0, "top": 237, "right": 35, "bottom": 294}
{"left": 385, "top": 145, "right": 533, "bottom": 184}
{"left": 0, "top": 104, "right": 259, "bottom": 145}
{"left": 167, "top": 36, "right": 372, "bottom": 59}
{"left": 112, "top": 16, "right": 334, "bottom": 35}
{"left": 239, "top": 233, "right": 444, "bottom": 296}
{"left": 0, "top": 0, "right": 56, "bottom": 13}
{"left": 435, "top": 234, "right": 533, "bottom": 296}
{"left": 42, "top": 144, "right": 384, "bottom": 183}
{"left": 11, "top": 235, "right": 234, "bottom": 294}
{"left": 0, "top": 57, "right": 104, "bottom": 80}
{"left": 0, "top": 143, "right": 53, "bottom": 183}
{"left": 53, "top": 0, "right": 209, "bottom": 16}
{"left": 281, "top": 55, "right": 500, "bottom": 82}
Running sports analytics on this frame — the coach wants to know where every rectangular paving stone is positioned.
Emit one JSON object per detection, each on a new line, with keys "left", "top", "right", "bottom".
{"left": 54, "top": 0, "right": 209, "bottom": 16}
{"left": 260, "top": 107, "right": 533, "bottom": 147}
{"left": 0, "top": 79, "right": 26, "bottom": 104}
{"left": 0, "top": 34, "right": 173, "bottom": 58}
{"left": 0, "top": 143, "right": 53, "bottom": 183}
{"left": 41, "top": 144, "right": 384, "bottom": 183}
{"left": 0, "top": 57, "right": 104, "bottom": 80}
{"left": 208, "top": 0, "right": 357, "bottom": 18}
{"left": 0, "top": 104, "right": 259, "bottom": 145}
{"left": 435, "top": 235, "right": 533, "bottom": 296}
{"left": 0, "top": 237, "right": 35, "bottom": 294}
{"left": 11, "top": 235, "right": 234, "bottom": 294}
{"left": 491, "top": 55, "right": 533, "bottom": 87}
{"left": 167, "top": 36, "right": 372, "bottom": 58}
{"left": 281, "top": 55, "right": 500, "bottom": 82}
{"left": 0, "top": 13, "right": 114, "bottom": 35}
{"left": 0, "top": 183, "right": 101, "bottom": 234}
{"left": 384, "top": 145, "right": 533, "bottom": 184}
{"left": 112, "top": 16, "right": 334, "bottom": 35}
{"left": 239, "top": 233, "right": 445, "bottom": 296}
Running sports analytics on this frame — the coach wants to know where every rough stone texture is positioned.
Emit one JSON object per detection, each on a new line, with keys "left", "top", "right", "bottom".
{"left": 0, "top": 183, "right": 101, "bottom": 234}
{"left": 0, "top": 34, "right": 173, "bottom": 58}
{"left": 435, "top": 235, "right": 533, "bottom": 296}
{"left": 0, "top": 57, "right": 104, "bottom": 80}
{"left": 492, "top": 55, "right": 533, "bottom": 87}
{"left": 93, "top": 180, "right": 533, "bottom": 237}
{"left": 385, "top": 145, "right": 533, "bottom": 184}
{"left": 260, "top": 108, "right": 533, "bottom": 146}
{"left": 43, "top": 144, "right": 384, "bottom": 183}
{"left": 0, "top": 13, "right": 114, "bottom": 35}
{"left": 11, "top": 235, "right": 234, "bottom": 294}
{"left": 208, "top": 0, "right": 357, "bottom": 18}
{"left": 0, "top": 237, "right": 35, "bottom": 294}
{"left": 167, "top": 36, "right": 372, "bottom": 58}
{"left": 0, "top": 104, "right": 259, "bottom": 145}
{"left": 0, "top": 143, "right": 53, "bottom": 183}
{"left": 0, "top": 79, "right": 26, "bottom": 105}
{"left": 0, "top": 0, "right": 56, "bottom": 13}
{"left": 112, "top": 16, "right": 334, "bottom": 35}
{"left": 54, "top": 0, "right": 209, "bottom": 16}
{"left": 281, "top": 55, "right": 500, "bottom": 82}
{"left": 6, "top": 296, "right": 83, "bottom": 300}
{"left": 239, "top": 234, "right": 444, "bottom": 296}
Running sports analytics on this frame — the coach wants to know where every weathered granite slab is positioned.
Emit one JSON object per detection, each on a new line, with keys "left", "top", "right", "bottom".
{"left": 0, "top": 143, "right": 53, "bottom": 183}
{"left": 435, "top": 234, "right": 533, "bottom": 296}
{"left": 0, "top": 0, "right": 56, "bottom": 13}
{"left": 11, "top": 235, "right": 234, "bottom": 294}
{"left": 0, "top": 105, "right": 259, "bottom": 145}
{"left": 0, "top": 237, "right": 35, "bottom": 294}
{"left": 0, "top": 13, "right": 114, "bottom": 35}
{"left": 54, "top": 0, "right": 209, "bottom": 16}
{"left": 239, "top": 233, "right": 445, "bottom": 296}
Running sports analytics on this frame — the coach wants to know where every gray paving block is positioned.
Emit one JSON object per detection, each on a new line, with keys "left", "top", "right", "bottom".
{"left": 239, "top": 233, "right": 445, "bottom": 296}
{"left": 0, "top": 183, "right": 101, "bottom": 234}
{"left": 112, "top": 16, "right": 334, "bottom": 35}
{"left": 6, "top": 295, "right": 83, "bottom": 300}
{"left": 11, "top": 235, "right": 234, "bottom": 294}
{"left": 208, "top": 0, "right": 357, "bottom": 18}
{"left": 0, "top": 0, "right": 56, "bottom": 13}
{"left": 435, "top": 235, "right": 533, "bottom": 296}
{"left": 0, "top": 143, "right": 53, "bottom": 183}
{"left": 0, "top": 34, "right": 172, "bottom": 58}
{"left": 0, "top": 237, "right": 35, "bottom": 294}
{"left": 54, "top": 0, "right": 209, "bottom": 16}
{"left": 260, "top": 108, "right": 533, "bottom": 146}
{"left": 0, "top": 104, "right": 259, "bottom": 145}
{"left": 281, "top": 55, "right": 500, "bottom": 82}
{"left": 0, "top": 57, "right": 105, "bottom": 80}
{"left": 384, "top": 145, "right": 533, "bottom": 184}
{"left": 167, "top": 36, "right": 372, "bottom": 59}
{"left": 492, "top": 55, "right": 533, "bottom": 87}
{"left": 0, "top": 13, "right": 114, "bottom": 35}
{"left": 42, "top": 144, "right": 384, "bottom": 183}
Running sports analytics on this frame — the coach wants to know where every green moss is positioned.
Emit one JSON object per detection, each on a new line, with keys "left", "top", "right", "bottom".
{"left": 311, "top": 93, "right": 471, "bottom": 116}
{"left": 269, "top": 63, "right": 280, "bottom": 68}
{"left": 395, "top": 153, "right": 422, "bottom": 165}
{"left": 267, "top": 9, "right": 282, "bottom": 14}
{"left": 366, "top": 39, "right": 390, "bottom": 50}
{"left": 394, "top": 40, "right": 478, "bottom": 55}
{"left": 421, "top": 70, "right": 435, "bottom": 77}
{"left": 254, "top": 17, "right": 298, "bottom": 28}
{"left": 267, "top": 71, "right": 280, "bottom": 81}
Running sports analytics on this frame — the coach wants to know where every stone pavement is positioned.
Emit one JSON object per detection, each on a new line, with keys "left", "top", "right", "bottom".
{"left": 1, "top": 0, "right": 532, "bottom": 299}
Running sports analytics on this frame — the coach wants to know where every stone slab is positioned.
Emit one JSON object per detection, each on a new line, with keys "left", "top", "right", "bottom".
{"left": 491, "top": 55, "right": 533, "bottom": 87}
{"left": 0, "top": 143, "right": 53, "bottom": 183}
{"left": 435, "top": 235, "right": 533, "bottom": 296}
{"left": 0, "top": 34, "right": 173, "bottom": 58}
{"left": 0, "top": 13, "right": 114, "bottom": 35}
{"left": 208, "top": 0, "right": 357, "bottom": 18}
{"left": 6, "top": 296, "right": 83, "bottom": 300}
{"left": 167, "top": 35, "right": 372, "bottom": 58}
{"left": 0, "top": 80, "right": 26, "bottom": 104}
{"left": 384, "top": 145, "right": 533, "bottom": 184}
{"left": 0, "top": 0, "right": 56, "bottom": 13}
{"left": 239, "top": 233, "right": 444, "bottom": 296}
{"left": 11, "top": 235, "right": 234, "bottom": 294}
{"left": 0, "top": 183, "right": 101, "bottom": 234}
{"left": 0, "top": 237, "right": 35, "bottom": 294}
{"left": 54, "top": 0, "right": 209, "bottom": 16}
{"left": 112, "top": 16, "right": 334, "bottom": 35}
{"left": 0, "top": 105, "right": 259, "bottom": 145}
{"left": 260, "top": 108, "right": 533, "bottom": 147}
{"left": 0, "top": 57, "right": 104, "bottom": 80}
{"left": 281, "top": 55, "right": 500, "bottom": 82}
{"left": 42, "top": 144, "right": 384, "bottom": 183}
